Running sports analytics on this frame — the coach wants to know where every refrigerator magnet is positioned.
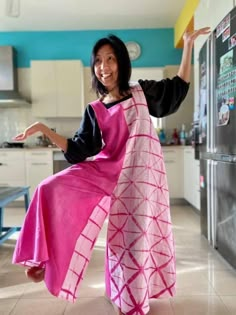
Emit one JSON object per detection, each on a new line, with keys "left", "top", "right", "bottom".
{"left": 218, "top": 103, "right": 230, "bottom": 126}
{"left": 200, "top": 175, "right": 205, "bottom": 188}
{"left": 228, "top": 33, "right": 236, "bottom": 50}
{"left": 222, "top": 27, "right": 230, "bottom": 42}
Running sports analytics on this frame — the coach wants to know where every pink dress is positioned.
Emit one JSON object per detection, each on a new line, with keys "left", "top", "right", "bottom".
{"left": 13, "top": 83, "right": 176, "bottom": 315}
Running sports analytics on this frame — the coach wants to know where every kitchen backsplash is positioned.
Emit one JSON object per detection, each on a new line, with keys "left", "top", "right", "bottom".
{"left": 0, "top": 107, "right": 82, "bottom": 145}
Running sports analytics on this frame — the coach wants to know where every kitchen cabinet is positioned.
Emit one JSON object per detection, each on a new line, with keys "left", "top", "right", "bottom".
{"left": 25, "top": 150, "right": 53, "bottom": 198}
{"left": 31, "top": 60, "right": 85, "bottom": 118}
{"left": 183, "top": 147, "right": 200, "bottom": 210}
{"left": 0, "top": 151, "right": 26, "bottom": 187}
{"left": 131, "top": 67, "right": 163, "bottom": 81}
{"left": 162, "top": 147, "right": 184, "bottom": 199}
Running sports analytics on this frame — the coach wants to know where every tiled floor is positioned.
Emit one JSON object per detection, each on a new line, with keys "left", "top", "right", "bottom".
{"left": 1, "top": 205, "right": 236, "bottom": 315}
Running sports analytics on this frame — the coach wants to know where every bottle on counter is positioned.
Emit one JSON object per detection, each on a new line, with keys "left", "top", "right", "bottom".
{"left": 158, "top": 128, "right": 166, "bottom": 144}
{"left": 171, "top": 128, "right": 179, "bottom": 145}
{"left": 180, "top": 124, "right": 186, "bottom": 145}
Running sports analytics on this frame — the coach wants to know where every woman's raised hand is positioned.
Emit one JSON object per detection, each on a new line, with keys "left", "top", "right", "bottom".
{"left": 183, "top": 27, "right": 211, "bottom": 46}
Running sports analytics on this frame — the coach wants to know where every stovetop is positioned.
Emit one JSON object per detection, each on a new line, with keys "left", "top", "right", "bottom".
{"left": 0, "top": 141, "right": 25, "bottom": 148}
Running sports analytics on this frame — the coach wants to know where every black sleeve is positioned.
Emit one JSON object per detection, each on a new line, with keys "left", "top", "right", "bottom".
{"left": 139, "top": 76, "right": 190, "bottom": 118}
{"left": 64, "top": 105, "right": 102, "bottom": 164}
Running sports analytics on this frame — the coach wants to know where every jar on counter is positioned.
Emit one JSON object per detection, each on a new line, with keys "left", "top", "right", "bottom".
{"left": 171, "top": 128, "right": 179, "bottom": 145}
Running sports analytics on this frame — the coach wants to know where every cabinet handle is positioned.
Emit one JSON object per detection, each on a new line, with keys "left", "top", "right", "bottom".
{"left": 31, "top": 162, "right": 49, "bottom": 165}
{"left": 31, "top": 152, "right": 48, "bottom": 155}
{"left": 0, "top": 183, "right": 9, "bottom": 186}
{"left": 0, "top": 163, "right": 7, "bottom": 166}
{"left": 164, "top": 150, "right": 176, "bottom": 153}
{"left": 165, "top": 160, "right": 175, "bottom": 163}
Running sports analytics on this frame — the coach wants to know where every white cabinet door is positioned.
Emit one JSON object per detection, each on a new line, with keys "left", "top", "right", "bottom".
{"left": 31, "top": 61, "right": 57, "bottom": 117}
{"left": 162, "top": 148, "right": 184, "bottom": 198}
{"left": 131, "top": 67, "right": 163, "bottom": 81}
{"left": 183, "top": 147, "right": 200, "bottom": 210}
{"left": 31, "top": 60, "right": 84, "bottom": 118}
{"left": 25, "top": 151, "right": 53, "bottom": 198}
{"left": 0, "top": 151, "right": 26, "bottom": 186}
{"left": 192, "top": 160, "right": 200, "bottom": 210}
{"left": 183, "top": 148, "right": 193, "bottom": 203}
{"left": 56, "top": 60, "right": 84, "bottom": 117}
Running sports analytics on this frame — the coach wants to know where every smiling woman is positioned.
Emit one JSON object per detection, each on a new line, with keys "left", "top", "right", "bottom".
{"left": 11, "top": 28, "right": 210, "bottom": 315}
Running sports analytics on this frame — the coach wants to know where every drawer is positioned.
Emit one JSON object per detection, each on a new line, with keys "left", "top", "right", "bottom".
{"left": 0, "top": 151, "right": 25, "bottom": 161}
{"left": 25, "top": 150, "right": 53, "bottom": 161}
{"left": 162, "top": 149, "right": 177, "bottom": 160}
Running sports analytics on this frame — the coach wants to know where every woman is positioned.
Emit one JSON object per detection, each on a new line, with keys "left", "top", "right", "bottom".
{"left": 12, "top": 28, "right": 210, "bottom": 315}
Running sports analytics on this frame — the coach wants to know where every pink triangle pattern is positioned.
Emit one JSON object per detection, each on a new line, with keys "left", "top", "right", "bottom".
{"left": 58, "top": 196, "right": 110, "bottom": 301}
{"left": 106, "top": 84, "right": 176, "bottom": 315}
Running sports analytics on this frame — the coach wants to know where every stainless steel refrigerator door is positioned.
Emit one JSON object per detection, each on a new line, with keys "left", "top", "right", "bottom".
{"left": 214, "top": 8, "right": 236, "bottom": 155}
{"left": 215, "top": 160, "right": 236, "bottom": 269}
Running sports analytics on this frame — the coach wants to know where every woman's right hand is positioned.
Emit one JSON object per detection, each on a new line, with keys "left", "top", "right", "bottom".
{"left": 14, "top": 122, "right": 46, "bottom": 141}
{"left": 14, "top": 122, "right": 68, "bottom": 152}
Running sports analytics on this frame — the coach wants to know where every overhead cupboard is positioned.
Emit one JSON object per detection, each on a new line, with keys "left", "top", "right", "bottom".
{"left": 31, "top": 60, "right": 85, "bottom": 118}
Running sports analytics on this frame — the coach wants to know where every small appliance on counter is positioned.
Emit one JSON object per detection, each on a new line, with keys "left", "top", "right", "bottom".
{"left": 0, "top": 141, "right": 25, "bottom": 148}
{"left": 36, "top": 134, "right": 53, "bottom": 147}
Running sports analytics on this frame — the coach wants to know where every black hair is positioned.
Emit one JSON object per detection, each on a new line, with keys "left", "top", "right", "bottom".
{"left": 90, "top": 34, "right": 131, "bottom": 97}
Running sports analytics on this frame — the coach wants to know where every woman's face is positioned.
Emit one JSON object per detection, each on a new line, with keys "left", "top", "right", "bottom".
{"left": 94, "top": 44, "right": 118, "bottom": 92}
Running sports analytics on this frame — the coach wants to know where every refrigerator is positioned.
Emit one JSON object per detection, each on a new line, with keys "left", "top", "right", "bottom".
{"left": 197, "top": 6, "right": 236, "bottom": 269}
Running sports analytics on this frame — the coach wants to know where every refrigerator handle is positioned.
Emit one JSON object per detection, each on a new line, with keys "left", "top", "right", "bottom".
{"left": 207, "top": 160, "right": 211, "bottom": 242}
{"left": 206, "top": 40, "right": 210, "bottom": 153}
{"left": 209, "top": 35, "right": 216, "bottom": 153}
{"left": 210, "top": 161, "right": 217, "bottom": 248}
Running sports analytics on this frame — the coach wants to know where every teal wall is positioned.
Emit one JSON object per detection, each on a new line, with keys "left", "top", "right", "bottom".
{"left": 0, "top": 29, "right": 183, "bottom": 68}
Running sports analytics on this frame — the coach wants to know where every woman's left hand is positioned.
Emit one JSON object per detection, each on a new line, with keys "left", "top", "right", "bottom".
{"left": 183, "top": 27, "right": 211, "bottom": 45}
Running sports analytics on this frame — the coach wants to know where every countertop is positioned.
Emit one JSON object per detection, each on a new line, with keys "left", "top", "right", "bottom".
{"left": 0, "top": 145, "right": 194, "bottom": 152}
{"left": 0, "top": 146, "right": 61, "bottom": 152}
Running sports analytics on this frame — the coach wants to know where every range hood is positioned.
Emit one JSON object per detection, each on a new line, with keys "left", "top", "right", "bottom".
{"left": 0, "top": 46, "right": 31, "bottom": 107}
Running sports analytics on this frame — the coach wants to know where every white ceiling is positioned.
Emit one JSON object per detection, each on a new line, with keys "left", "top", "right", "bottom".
{"left": 0, "top": 0, "right": 187, "bottom": 31}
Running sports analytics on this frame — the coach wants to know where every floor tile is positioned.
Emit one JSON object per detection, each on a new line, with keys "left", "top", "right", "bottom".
{"left": 175, "top": 270, "right": 217, "bottom": 296}
{"left": 148, "top": 298, "right": 174, "bottom": 315}
{"left": 0, "top": 272, "right": 27, "bottom": 299}
{"left": 220, "top": 296, "right": 236, "bottom": 315}
{"left": 0, "top": 299, "right": 18, "bottom": 315}
{"left": 64, "top": 297, "right": 113, "bottom": 315}
{"left": 208, "top": 269, "right": 236, "bottom": 295}
{"left": 9, "top": 298, "right": 67, "bottom": 315}
{"left": 170, "top": 296, "right": 230, "bottom": 315}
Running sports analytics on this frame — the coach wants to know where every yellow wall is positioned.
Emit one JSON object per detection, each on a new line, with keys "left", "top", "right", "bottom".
{"left": 174, "top": 0, "right": 199, "bottom": 48}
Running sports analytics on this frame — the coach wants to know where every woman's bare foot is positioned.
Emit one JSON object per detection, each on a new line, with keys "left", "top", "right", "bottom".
{"left": 104, "top": 293, "right": 125, "bottom": 314}
{"left": 25, "top": 267, "right": 45, "bottom": 283}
